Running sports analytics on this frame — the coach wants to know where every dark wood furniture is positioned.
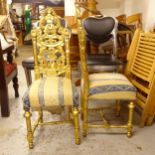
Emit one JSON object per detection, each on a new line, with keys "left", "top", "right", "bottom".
{"left": 0, "top": 41, "right": 19, "bottom": 117}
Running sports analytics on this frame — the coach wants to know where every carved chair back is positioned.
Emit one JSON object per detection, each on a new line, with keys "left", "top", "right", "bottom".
{"left": 31, "top": 8, "right": 71, "bottom": 80}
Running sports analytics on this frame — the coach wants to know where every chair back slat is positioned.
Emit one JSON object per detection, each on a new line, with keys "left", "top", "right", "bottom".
{"left": 130, "top": 32, "right": 155, "bottom": 82}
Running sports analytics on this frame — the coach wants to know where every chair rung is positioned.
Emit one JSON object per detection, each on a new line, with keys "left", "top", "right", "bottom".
{"left": 87, "top": 124, "right": 128, "bottom": 129}
{"left": 39, "top": 121, "right": 72, "bottom": 125}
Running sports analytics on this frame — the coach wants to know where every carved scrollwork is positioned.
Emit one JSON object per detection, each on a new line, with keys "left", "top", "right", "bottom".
{"left": 31, "top": 7, "right": 71, "bottom": 78}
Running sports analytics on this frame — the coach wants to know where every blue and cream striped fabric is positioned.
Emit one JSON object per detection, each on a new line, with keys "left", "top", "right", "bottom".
{"left": 88, "top": 73, "right": 137, "bottom": 100}
{"left": 23, "top": 77, "right": 78, "bottom": 110}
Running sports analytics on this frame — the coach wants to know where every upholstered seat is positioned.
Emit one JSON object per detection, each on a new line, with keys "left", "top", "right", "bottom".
{"left": 23, "top": 76, "right": 78, "bottom": 110}
{"left": 88, "top": 73, "right": 136, "bottom": 100}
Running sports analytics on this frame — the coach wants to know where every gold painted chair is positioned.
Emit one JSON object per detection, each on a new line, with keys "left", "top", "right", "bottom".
{"left": 22, "top": 8, "right": 80, "bottom": 149}
{"left": 77, "top": 14, "right": 137, "bottom": 137}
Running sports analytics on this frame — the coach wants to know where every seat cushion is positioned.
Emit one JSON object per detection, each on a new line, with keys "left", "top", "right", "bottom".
{"left": 88, "top": 73, "right": 137, "bottom": 100}
{"left": 4, "top": 61, "right": 17, "bottom": 76}
{"left": 23, "top": 77, "right": 78, "bottom": 110}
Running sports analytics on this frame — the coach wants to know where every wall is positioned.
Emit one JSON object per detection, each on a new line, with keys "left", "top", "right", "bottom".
{"left": 12, "top": 3, "right": 23, "bottom": 16}
{"left": 64, "top": 0, "right": 125, "bottom": 17}
{"left": 97, "top": 0, "right": 125, "bottom": 17}
{"left": 124, "top": 0, "right": 155, "bottom": 30}
{"left": 64, "top": 0, "right": 76, "bottom": 16}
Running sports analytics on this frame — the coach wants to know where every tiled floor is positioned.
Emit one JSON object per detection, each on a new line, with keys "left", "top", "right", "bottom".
{"left": 0, "top": 45, "right": 155, "bottom": 155}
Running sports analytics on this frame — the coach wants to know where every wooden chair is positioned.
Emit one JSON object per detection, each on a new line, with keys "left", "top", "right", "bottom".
{"left": 116, "top": 14, "right": 126, "bottom": 24}
{"left": 126, "top": 13, "right": 142, "bottom": 30}
{"left": 126, "top": 29, "right": 155, "bottom": 127}
{"left": 77, "top": 13, "right": 137, "bottom": 138}
{"left": 0, "top": 33, "right": 19, "bottom": 117}
{"left": 22, "top": 8, "right": 80, "bottom": 149}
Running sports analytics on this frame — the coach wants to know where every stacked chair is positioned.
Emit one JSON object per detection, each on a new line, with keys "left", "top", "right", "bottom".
{"left": 22, "top": 8, "right": 80, "bottom": 149}
{"left": 125, "top": 29, "right": 155, "bottom": 127}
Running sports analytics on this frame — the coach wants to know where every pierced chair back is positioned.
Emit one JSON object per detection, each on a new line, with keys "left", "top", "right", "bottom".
{"left": 23, "top": 7, "right": 80, "bottom": 149}
{"left": 32, "top": 8, "right": 71, "bottom": 79}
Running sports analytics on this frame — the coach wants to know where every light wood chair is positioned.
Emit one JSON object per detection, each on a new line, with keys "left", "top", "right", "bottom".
{"left": 22, "top": 8, "right": 80, "bottom": 149}
{"left": 126, "top": 29, "right": 155, "bottom": 127}
{"left": 116, "top": 14, "right": 126, "bottom": 24}
{"left": 126, "top": 13, "right": 142, "bottom": 30}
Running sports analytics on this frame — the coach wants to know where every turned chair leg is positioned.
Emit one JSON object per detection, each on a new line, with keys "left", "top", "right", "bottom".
{"left": 23, "top": 67, "right": 32, "bottom": 86}
{"left": 24, "top": 111, "right": 33, "bottom": 149}
{"left": 127, "top": 102, "right": 135, "bottom": 137}
{"left": 12, "top": 75, "right": 19, "bottom": 97}
{"left": 116, "top": 100, "right": 121, "bottom": 116}
{"left": 73, "top": 107, "right": 81, "bottom": 145}
{"left": 83, "top": 98, "right": 88, "bottom": 137}
{"left": 38, "top": 107, "right": 43, "bottom": 123}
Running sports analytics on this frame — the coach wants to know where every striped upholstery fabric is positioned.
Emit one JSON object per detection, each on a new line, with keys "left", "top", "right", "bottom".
{"left": 88, "top": 73, "right": 137, "bottom": 100}
{"left": 23, "top": 77, "right": 78, "bottom": 110}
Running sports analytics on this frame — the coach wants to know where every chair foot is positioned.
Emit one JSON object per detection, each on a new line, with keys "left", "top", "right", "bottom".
{"left": 29, "top": 142, "right": 34, "bottom": 149}
{"left": 73, "top": 107, "right": 81, "bottom": 145}
{"left": 127, "top": 130, "right": 132, "bottom": 138}
{"left": 83, "top": 129, "right": 87, "bottom": 137}
{"left": 24, "top": 111, "right": 34, "bottom": 149}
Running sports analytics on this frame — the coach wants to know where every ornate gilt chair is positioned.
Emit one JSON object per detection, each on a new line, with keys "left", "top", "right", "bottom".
{"left": 22, "top": 16, "right": 71, "bottom": 86}
{"left": 77, "top": 14, "right": 137, "bottom": 137}
{"left": 22, "top": 8, "right": 80, "bottom": 149}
